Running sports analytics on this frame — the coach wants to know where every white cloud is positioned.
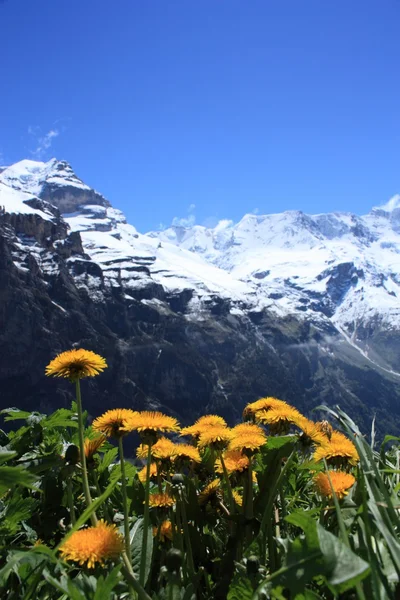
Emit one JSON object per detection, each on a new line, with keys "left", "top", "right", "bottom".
{"left": 172, "top": 214, "right": 196, "bottom": 228}
{"left": 29, "top": 127, "right": 59, "bottom": 159}
{"left": 252, "top": 207, "right": 260, "bottom": 215}
{"left": 27, "top": 125, "right": 40, "bottom": 136}
{"left": 171, "top": 203, "right": 196, "bottom": 228}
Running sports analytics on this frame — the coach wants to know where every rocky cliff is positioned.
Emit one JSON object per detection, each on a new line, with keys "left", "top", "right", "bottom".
{"left": 1, "top": 159, "right": 399, "bottom": 436}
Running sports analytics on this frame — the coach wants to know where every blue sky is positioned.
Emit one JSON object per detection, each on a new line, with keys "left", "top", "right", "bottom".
{"left": 1, "top": 0, "right": 399, "bottom": 232}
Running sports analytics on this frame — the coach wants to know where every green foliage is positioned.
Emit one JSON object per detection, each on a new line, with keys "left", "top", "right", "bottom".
{"left": 0, "top": 401, "right": 399, "bottom": 599}
{"left": 131, "top": 518, "right": 154, "bottom": 585}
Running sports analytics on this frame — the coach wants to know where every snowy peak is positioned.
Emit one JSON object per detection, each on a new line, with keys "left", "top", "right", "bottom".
{"left": 0, "top": 181, "right": 57, "bottom": 222}
{"left": 151, "top": 200, "right": 400, "bottom": 375}
{"left": 0, "top": 158, "right": 250, "bottom": 307}
{"left": 0, "top": 158, "right": 90, "bottom": 196}
{"left": 2, "top": 157, "right": 400, "bottom": 374}
{"left": 0, "top": 158, "right": 108, "bottom": 215}
{"left": 375, "top": 194, "right": 400, "bottom": 213}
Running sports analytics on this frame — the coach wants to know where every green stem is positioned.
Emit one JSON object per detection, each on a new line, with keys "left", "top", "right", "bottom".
{"left": 179, "top": 494, "right": 195, "bottom": 577}
{"left": 359, "top": 468, "right": 392, "bottom": 598}
{"left": 66, "top": 476, "right": 76, "bottom": 526}
{"left": 175, "top": 499, "right": 185, "bottom": 555}
{"left": 121, "top": 551, "right": 153, "bottom": 600}
{"left": 267, "top": 525, "right": 276, "bottom": 573}
{"left": 156, "top": 461, "right": 163, "bottom": 493}
{"left": 324, "top": 461, "right": 367, "bottom": 600}
{"left": 279, "top": 482, "right": 286, "bottom": 532}
{"left": 244, "top": 459, "right": 254, "bottom": 546}
{"left": 260, "top": 450, "right": 295, "bottom": 533}
{"left": 119, "top": 436, "right": 132, "bottom": 563}
{"left": 166, "top": 473, "right": 177, "bottom": 544}
{"left": 93, "top": 470, "right": 112, "bottom": 523}
{"left": 75, "top": 380, "right": 97, "bottom": 525}
{"left": 260, "top": 449, "right": 296, "bottom": 559}
{"left": 218, "top": 452, "right": 235, "bottom": 515}
{"left": 139, "top": 443, "right": 152, "bottom": 586}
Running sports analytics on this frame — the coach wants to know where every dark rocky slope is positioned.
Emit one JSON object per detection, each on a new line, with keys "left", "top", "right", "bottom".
{"left": 1, "top": 161, "right": 400, "bottom": 438}
{"left": 1, "top": 213, "right": 399, "bottom": 438}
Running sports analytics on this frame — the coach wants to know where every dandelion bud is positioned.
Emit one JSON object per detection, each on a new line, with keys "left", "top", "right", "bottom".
{"left": 165, "top": 548, "right": 183, "bottom": 573}
{"left": 172, "top": 473, "right": 184, "bottom": 485}
{"left": 64, "top": 444, "right": 80, "bottom": 465}
{"left": 246, "top": 555, "right": 260, "bottom": 576}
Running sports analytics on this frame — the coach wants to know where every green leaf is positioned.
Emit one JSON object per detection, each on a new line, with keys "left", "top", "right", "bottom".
{"left": 317, "top": 523, "right": 370, "bottom": 592}
{"left": 67, "top": 579, "right": 87, "bottom": 600}
{"left": 227, "top": 573, "right": 253, "bottom": 600}
{"left": 263, "top": 435, "right": 297, "bottom": 451}
{"left": 254, "top": 437, "right": 296, "bottom": 519}
{"left": 56, "top": 476, "right": 119, "bottom": 551}
{"left": 163, "top": 582, "right": 181, "bottom": 600}
{"left": 380, "top": 435, "right": 400, "bottom": 455}
{"left": 43, "top": 408, "right": 79, "bottom": 429}
{"left": 0, "top": 548, "right": 55, "bottom": 588}
{"left": 0, "top": 408, "right": 34, "bottom": 422}
{"left": 131, "top": 518, "right": 153, "bottom": 586}
{"left": 42, "top": 570, "right": 70, "bottom": 595}
{"left": 93, "top": 565, "right": 122, "bottom": 600}
{"left": 18, "top": 454, "right": 63, "bottom": 474}
{"left": 110, "top": 460, "right": 136, "bottom": 482}
{"left": 0, "top": 465, "right": 37, "bottom": 495}
{"left": 294, "top": 591, "right": 323, "bottom": 599}
{"left": 182, "top": 583, "right": 196, "bottom": 600}
{"left": 0, "top": 449, "right": 17, "bottom": 465}
{"left": 3, "top": 490, "right": 38, "bottom": 533}
{"left": 278, "top": 510, "right": 370, "bottom": 594}
{"left": 98, "top": 447, "right": 119, "bottom": 473}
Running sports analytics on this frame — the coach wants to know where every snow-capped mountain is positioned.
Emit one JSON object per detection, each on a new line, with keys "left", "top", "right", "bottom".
{"left": 1, "top": 158, "right": 400, "bottom": 436}
{"left": 151, "top": 204, "right": 400, "bottom": 374}
{"left": 0, "top": 159, "right": 250, "bottom": 306}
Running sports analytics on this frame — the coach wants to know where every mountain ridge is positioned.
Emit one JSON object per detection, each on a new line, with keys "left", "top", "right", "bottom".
{"left": 1, "top": 158, "right": 400, "bottom": 436}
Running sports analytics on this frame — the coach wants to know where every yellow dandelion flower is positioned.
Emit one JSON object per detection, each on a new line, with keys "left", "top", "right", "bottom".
{"left": 198, "top": 479, "right": 222, "bottom": 506}
{"left": 126, "top": 412, "right": 180, "bottom": 444}
{"left": 153, "top": 520, "right": 173, "bottom": 542}
{"left": 230, "top": 423, "right": 265, "bottom": 436}
{"left": 180, "top": 415, "right": 227, "bottom": 438}
{"left": 314, "top": 471, "right": 356, "bottom": 499}
{"left": 243, "top": 397, "right": 289, "bottom": 420}
{"left": 136, "top": 444, "right": 150, "bottom": 460}
{"left": 152, "top": 437, "right": 177, "bottom": 461}
{"left": 138, "top": 462, "right": 158, "bottom": 483}
{"left": 59, "top": 520, "right": 124, "bottom": 568}
{"left": 215, "top": 450, "right": 250, "bottom": 475}
{"left": 92, "top": 408, "right": 137, "bottom": 438}
{"left": 232, "top": 490, "right": 243, "bottom": 507}
{"left": 255, "top": 404, "right": 304, "bottom": 435}
{"left": 45, "top": 349, "right": 107, "bottom": 382}
{"left": 197, "top": 426, "right": 232, "bottom": 451}
{"left": 313, "top": 431, "right": 359, "bottom": 467}
{"left": 172, "top": 444, "right": 201, "bottom": 463}
{"left": 84, "top": 435, "right": 106, "bottom": 463}
{"left": 228, "top": 422, "right": 267, "bottom": 453}
{"left": 297, "top": 418, "right": 329, "bottom": 447}
{"left": 149, "top": 493, "right": 175, "bottom": 508}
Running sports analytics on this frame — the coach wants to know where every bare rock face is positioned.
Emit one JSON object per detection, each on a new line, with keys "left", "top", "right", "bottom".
{"left": 1, "top": 159, "right": 400, "bottom": 439}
